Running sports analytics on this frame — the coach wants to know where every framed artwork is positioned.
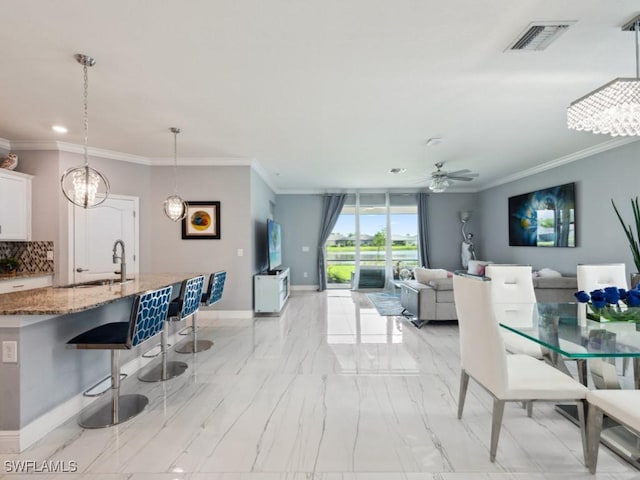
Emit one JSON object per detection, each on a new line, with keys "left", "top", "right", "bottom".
{"left": 182, "top": 201, "right": 221, "bottom": 239}
{"left": 508, "top": 182, "right": 575, "bottom": 247}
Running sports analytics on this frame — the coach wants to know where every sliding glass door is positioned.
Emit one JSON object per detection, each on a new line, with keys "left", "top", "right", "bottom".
{"left": 325, "top": 193, "right": 417, "bottom": 289}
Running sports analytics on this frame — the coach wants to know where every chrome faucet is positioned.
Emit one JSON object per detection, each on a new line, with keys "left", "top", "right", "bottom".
{"left": 112, "top": 239, "right": 126, "bottom": 283}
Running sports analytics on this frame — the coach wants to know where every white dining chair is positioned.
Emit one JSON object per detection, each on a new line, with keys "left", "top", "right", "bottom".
{"left": 485, "top": 265, "right": 541, "bottom": 358}
{"left": 486, "top": 264, "right": 588, "bottom": 388}
{"left": 577, "top": 263, "right": 628, "bottom": 389}
{"left": 586, "top": 389, "right": 640, "bottom": 473}
{"left": 453, "top": 273, "right": 589, "bottom": 463}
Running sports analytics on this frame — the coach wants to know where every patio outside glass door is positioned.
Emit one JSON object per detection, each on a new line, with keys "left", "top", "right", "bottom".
{"left": 325, "top": 193, "right": 417, "bottom": 289}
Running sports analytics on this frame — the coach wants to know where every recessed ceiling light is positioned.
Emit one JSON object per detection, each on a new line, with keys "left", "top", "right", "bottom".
{"left": 388, "top": 168, "right": 406, "bottom": 174}
{"left": 52, "top": 125, "right": 68, "bottom": 133}
{"left": 426, "top": 137, "right": 442, "bottom": 146}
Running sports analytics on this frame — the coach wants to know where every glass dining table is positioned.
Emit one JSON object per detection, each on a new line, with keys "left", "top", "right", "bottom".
{"left": 497, "top": 302, "right": 640, "bottom": 469}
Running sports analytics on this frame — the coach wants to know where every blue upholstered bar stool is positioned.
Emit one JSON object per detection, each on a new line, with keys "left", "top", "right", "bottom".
{"left": 139, "top": 275, "right": 204, "bottom": 381}
{"left": 175, "top": 271, "right": 226, "bottom": 354}
{"left": 67, "top": 285, "right": 173, "bottom": 428}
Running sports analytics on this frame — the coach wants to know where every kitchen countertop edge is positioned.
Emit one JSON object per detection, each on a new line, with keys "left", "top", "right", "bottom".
{"left": 0, "top": 273, "right": 196, "bottom": 316}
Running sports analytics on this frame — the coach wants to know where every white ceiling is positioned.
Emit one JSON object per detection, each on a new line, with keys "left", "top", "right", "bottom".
{"left": 1, "top": 0, "right": 639, "bottom": 193}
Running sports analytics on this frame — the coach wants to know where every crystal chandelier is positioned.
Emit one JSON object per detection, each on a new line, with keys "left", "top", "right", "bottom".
{"left": 163, "top": 127, "right": 188, "bottom": 221}
{"left": 429, "top": 177, "right": 450, "bottom": 193}
{"left": 567, "top": 16, "right": 640, "bottom": 136}
{"left": 61, "top": 54, "right": 110, "bottom": 208}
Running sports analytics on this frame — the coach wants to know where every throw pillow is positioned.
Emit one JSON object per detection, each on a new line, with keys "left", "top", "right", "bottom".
{"left": 537, "top": 267, "right": 562, "bottom": 278}
{"left": 414, "top": 267, "right": 449, "bottom": 285}
{"left": 468, "top": 260, "right": 493, "bottom": 276}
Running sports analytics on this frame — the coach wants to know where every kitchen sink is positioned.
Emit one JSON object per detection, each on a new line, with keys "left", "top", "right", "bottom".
{"left": 58, "top": 278, "right": 134, "bottom": 288}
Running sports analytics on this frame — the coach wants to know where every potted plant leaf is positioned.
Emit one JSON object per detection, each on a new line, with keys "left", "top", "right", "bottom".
{"left": 0, "top": 257, "right": 20, "bottom": 275}
{"left": 612, "top": 197, "right": 640, "bottom": 287}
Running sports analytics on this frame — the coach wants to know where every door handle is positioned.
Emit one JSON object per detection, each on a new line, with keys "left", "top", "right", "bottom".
{"left": 76, "top": 267, "right": 89, "bottom": 273}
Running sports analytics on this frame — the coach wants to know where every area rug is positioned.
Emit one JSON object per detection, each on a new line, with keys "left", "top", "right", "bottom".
{"left": 366, "top": 292, "right": 404, "bottom": 316}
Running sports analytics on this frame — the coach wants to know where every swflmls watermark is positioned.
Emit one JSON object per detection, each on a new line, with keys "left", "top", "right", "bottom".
{"left": 4, "top": 459, "right": 78, "bottom": 473}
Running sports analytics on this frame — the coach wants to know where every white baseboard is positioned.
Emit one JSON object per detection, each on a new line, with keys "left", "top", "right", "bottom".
{"left": 0, "top": 430, "right": 20, "bottom": 453}
{"left": 0, "top": 330, "right": 185, "bottom": 453}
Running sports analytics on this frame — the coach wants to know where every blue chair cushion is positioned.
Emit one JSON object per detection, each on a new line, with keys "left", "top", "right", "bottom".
{"left": 67, "top": 322, "right": 129, "bottom": 349}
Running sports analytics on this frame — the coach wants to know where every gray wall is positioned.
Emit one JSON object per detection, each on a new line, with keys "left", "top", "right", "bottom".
{"left": 16, "top": 151, "right": 60, "bottom": 244}
{"left": 275, "top": 194, "right": 323, "bottom": 286}
{"left": 426, "top": 192, "right": 480, "bottom": 271}
{"left": 149, "top": 165, "right": 253, "bottom": 310}
{"left": 478, "top": 140, "right": 640, "bottom": 276}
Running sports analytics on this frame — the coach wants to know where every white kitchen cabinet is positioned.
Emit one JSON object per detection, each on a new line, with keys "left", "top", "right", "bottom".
{"left": 0, "top": 169, "right": 32, "bottom": 240}
{"left": 0, "top": 274, "right": 52, "bottom": 294}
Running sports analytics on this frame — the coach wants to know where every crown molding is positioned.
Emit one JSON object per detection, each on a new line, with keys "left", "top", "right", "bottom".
{"left": 250, "top": 160, "right": 279, "bottom": 193}
{"left": 149, "top": 157, "right": 251, "bottom": 167}
{"left": 10, "top": 140, "right": 151, "bottom": 165}
{"left": 480, "top": 137, "right": 640, "bottom": 191}
{"left": 0, "top": 137, "right": 10, "bottom": 150}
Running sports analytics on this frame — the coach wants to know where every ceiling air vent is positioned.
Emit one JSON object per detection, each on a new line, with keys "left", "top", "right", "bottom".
{"left": 508, "top": 22, "right": 575, "bottom": 51}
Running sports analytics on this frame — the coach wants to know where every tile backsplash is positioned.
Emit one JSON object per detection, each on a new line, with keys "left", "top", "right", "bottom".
{"left": 0, "top": 241, "right": 54, "bottom": 273}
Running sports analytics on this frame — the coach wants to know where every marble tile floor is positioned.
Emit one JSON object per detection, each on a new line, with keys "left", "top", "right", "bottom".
{"left": 1, "top": 290, "right": 638, "bottom": 479}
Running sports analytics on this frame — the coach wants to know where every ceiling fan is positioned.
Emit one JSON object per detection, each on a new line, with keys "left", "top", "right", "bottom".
{"left": 427, "top": 162, "right": 478, "bottom": 192}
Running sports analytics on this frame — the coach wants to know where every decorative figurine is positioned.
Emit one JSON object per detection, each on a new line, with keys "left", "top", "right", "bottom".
{"left": 0, "top": 153, "right": 18, "bottom": 170}
{"left": 460, "top": 211, "right": 476, "bottom": 269}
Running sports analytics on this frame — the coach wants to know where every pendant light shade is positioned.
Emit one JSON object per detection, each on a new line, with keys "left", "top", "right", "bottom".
{"left": 61, "top": 54, "right": 110, "bottom": 208}
{"left": 567, "top": 16, "right": 640, "bottom": 136}
{"left": 163, "top": 127, "right": 188, "bottom": 221}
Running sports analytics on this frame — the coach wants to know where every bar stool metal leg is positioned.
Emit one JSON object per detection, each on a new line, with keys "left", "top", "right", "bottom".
{"left": 175, "top": 311, "right": 213, "bottom": 353}
{"left": 138, "top": 320, "right": 188, "bottom": 382}
{"left": 79, "top": 350, "right": 149, "bottom": 428}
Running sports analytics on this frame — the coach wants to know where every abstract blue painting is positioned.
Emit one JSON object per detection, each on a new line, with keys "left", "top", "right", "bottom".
{"left": 508, "top": 183, "right": 576, "bottom": 247}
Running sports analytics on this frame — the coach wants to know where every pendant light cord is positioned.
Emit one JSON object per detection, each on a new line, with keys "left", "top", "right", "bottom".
{"left": 173, "top": 128, "right": 180, "bottom": 194}
{"left": 83, "top": 63, "right": 89, "bottom": 167}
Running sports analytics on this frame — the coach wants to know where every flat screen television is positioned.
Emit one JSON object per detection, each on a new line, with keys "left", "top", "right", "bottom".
{"left": 508, "top": 182, "right": 576, "bottom": 247}
{"left": 267, "top": 218, "right": 282, "bottom": 272}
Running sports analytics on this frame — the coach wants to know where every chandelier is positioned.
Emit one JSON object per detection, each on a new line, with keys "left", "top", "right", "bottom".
{"left": 567, "top": 16, "right": 640, "bottom": 136}
{"left": 61, "top": 54, "right": 110, "bottom": 208}
{"left": 163, "top": 127, "right": 188, "bottom": 221}
{"left": 429, "top": 177, "right": 450, "bottom": 193}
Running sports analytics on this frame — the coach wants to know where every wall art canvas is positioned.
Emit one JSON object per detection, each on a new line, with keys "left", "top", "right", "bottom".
{"left": 508, "top": 182, "right": 576, "bottom": 247}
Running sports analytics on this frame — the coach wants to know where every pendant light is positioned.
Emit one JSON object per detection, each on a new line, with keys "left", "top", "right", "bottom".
{"left": 567, "top": 15, "right": 640, "bottom": 136}
{"left": 61, "top": 54, "right": 110, "bottom": 208}
{"left": 163, "top": 127, "right": 188, "bottom": 221}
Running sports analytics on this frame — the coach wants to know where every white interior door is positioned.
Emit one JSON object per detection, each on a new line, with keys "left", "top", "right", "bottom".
{"left": 71, "top": 195, "right": 139, "bottom": 283}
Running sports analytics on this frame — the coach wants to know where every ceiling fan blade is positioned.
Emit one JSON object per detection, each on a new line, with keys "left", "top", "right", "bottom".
{"left": 448, "top": 176, "right": 476, "bottom": 181}
{"left": 444, "top": 169, "right": 472, "bottom": 176}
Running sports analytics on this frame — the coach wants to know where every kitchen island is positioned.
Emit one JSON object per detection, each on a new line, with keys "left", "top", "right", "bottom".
{"left": 0, "top": 273, "right": 198, "bottom": 453}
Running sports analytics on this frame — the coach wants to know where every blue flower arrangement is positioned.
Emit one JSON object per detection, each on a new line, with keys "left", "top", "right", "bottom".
{"left": 574, "top": 286, "right": 640, "bottom": 322}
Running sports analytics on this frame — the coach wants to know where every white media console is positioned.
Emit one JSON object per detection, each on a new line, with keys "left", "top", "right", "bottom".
{"left": 254, "top": 267, "right": 290, "bottom": 313}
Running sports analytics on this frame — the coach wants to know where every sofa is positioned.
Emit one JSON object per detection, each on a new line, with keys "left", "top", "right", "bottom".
{"left": 398, "top": 271, "right": 578, "bottom": 324}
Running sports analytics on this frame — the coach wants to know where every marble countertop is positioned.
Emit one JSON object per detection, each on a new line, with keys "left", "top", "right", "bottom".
{"left": 0, "top": 273, "right": 195, "bottom": 315}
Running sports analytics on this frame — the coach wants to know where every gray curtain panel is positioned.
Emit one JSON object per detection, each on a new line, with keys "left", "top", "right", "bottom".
{"left": 417, "top": 192, "right": 431, "bottom": 268}
{"left": 317, "top": 194, "right": 347, "bottom": 291}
